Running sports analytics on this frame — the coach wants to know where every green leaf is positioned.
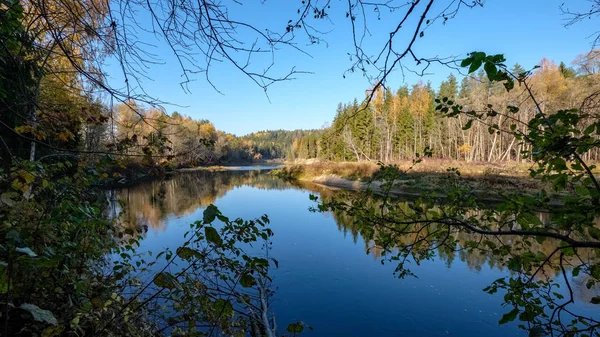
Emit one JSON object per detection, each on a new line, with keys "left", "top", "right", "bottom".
{"left": 488, "top": 54, "right": 506, "bottom": 63}
{"left": 576, "top": 185, "right": 590, "bottom": 196}
{"left": 591, "top": 296, "right": 600, "bottom": 305}
{"left": 42, "top": 325, "right": 64, "bottom": 337}
{"left": 589, "top": 227, "right": 600, "bottom": 241}
{"left": 460, "top": 58, "right": 472, "bottom": 68}
{"left": 287, "top": 322, "right": 304, "bottom": 334}
{"left": 254, "top": 258, "right": 269, "bottom": 267}
{"left": 503, "top": 78, "right": 515, "bottom": 91}
{"left": 153, "top": 272, "right": 182, "bottom": 290}
{"left": 584, "top": 124, "right": 596, "bottom": 135}
{"left": 462, "top": 119, "right": 473, "bottom": 130}
{"left": 484, "top": 62, "right": 497, "bottom": 79}
{"left": 519, "top": 310, "right": 535, "bottom": 322}
{"left": 176, "top": 247, "right": 201, "bottom": 260}
{"left": 552, "top": 174, "right": 568, "bottom": 190}
{"left": 571, "top": 162, "right": 584, "bottom": 171}
{"left": 204, "top": 227, "right": 223, "bottom": 246}
{"left": 239, "top": 274, "right": 256, "bottom": 288}
{"left": 507, "top": 257, "right": 522, "bottom": 272}
{"left": 20, "top": 303, "right": 58, "bottom": 325}
{"left": 528, "top": 326, "right": 547, "bottom": 337}
{"left": 6, "top": 229, "right": 21, "bottom": 244}
{"left": 203, "top": 204, "right": 219, "bottom": 224}
{"left": 560, "top": 242, "right": 575, "bottom": 257}
{"left": 468, "top": 59, "right": 483, "bottom": 74}
{"left": 216, "top": 214, "right": 229, "bottom": 223}
{"left": 214, "top": 299, "right": 234, "bottom": 318}
{"left": 517, "top": 213, "right": 542, "bottom": 228}
{"left": 472, "top": 51, "right": 486, "bottom": 61}
{"left": 499, "top": 308, "right": 519, "bottom": 324}
{"left": 551, "top": 158, "right": 568, "bottom": 171}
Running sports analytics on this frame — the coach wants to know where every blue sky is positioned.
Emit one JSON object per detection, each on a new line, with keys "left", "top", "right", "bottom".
{"left": 105, "top": 0, "right": 597, "bottom": 135}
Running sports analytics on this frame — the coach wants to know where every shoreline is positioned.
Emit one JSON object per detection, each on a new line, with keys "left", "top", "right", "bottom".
{"left": 306, "top": 174, "right": 521, "bottom": 204}
{"left": 271, "top": 161, "right": 574, "bottom": 206}
{"left": 175, "top": 163, "right": 284, "bottom": 173}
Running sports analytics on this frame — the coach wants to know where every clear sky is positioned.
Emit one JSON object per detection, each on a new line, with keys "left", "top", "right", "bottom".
{"left": 104, "top": 0, "right": 598, "bottom": 136}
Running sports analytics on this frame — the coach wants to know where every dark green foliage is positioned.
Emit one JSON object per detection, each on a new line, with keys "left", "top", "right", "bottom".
{"left": 226, "top": 129, "right": 323, "bottom": 163}
{"left": 0, "top": 0, "right": 36, "bottom": 168}
{"left": 0, "top": 161, "right": 155, "bottom": 336}
{"left": 0, "top": 158, "right": 287, "bottom": 336}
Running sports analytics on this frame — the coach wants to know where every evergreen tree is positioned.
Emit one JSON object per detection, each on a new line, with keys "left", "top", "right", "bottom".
{"left": 438, "top": 73, "right": 459, "bottom": 100}
{"left": 559, "top": 61, "right": 577, "bottom": 78}
{"left": 511, "top": 63, "right": 526, "bottom": 76}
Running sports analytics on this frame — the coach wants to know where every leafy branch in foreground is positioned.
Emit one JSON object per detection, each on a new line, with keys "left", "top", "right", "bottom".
{"left": 107, "top": 204, "right": 283, "bottom": 337}
{"left": 312, "top": 52, "right": 600, "bottom": 337}
{"left": 0, "top": 159, "right": 302, "bottom": 337}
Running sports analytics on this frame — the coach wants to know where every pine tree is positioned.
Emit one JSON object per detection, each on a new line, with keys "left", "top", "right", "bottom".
{"left": 559, "top": 61, "right": 577, "bottom": 79}
{"left": 438, "top": 73, "right": 458, "bottom": 100}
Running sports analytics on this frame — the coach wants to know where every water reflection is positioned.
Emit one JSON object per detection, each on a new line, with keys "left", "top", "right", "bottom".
{"left": 115, "top": 169, "right": 327, "bottom": 233}
{"left": 319, "top": 191, "right": 600, "bottom": 335}
{"left": 115, "top": 170, "right": 600, "bottom": 336}
{"left": 116, "top": 170, "right": 600, "bottom": 292}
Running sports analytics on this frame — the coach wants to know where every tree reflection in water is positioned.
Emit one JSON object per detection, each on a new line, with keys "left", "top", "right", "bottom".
{"left": 114, "top": 169, "right": 600, "bottom": 336}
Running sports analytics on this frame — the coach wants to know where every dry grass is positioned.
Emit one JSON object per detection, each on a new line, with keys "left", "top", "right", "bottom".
{"left": 382, "top": 158, "right": 533, "bottom": 176}
{"left": 276, "top": 161, "right": 379, "bottom": 181}
{"left": 286, "top": 159, "right": 533, "bottom": 178}
{"left": 278, "top": 159, "right": 550, "bottom": 195}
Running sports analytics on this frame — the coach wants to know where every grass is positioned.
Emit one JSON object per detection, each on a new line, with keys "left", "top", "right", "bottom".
{"left": 273, "top": 159, "right": 552, "bottom": 197}
{"left": 273, "top": 161, "right": 379, "bottom": 181}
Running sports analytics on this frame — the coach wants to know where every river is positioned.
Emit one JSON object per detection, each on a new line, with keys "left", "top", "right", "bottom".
{"left": 112, "top": 167, "right": 599, "bottom": 337}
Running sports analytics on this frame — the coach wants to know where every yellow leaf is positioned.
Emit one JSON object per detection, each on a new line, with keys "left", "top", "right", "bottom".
{"left": 55, "top": 131, "right": 74, "bottom": 142}
{"left": 11, "top": 179, "right": 22, "bottom": 191}
{"left": 19, "top": 170, "right": 35, "bottom": 184}
{"left": 458, "top": 144, "right": 472, "bottom": 154}
{"left": 15, "top": 125, "right": 34, "bottom": 134}
{"left": 35, "top": 131, "right": 46, "bottom": 140}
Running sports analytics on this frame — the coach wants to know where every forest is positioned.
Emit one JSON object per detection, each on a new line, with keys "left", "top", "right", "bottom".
{"left": 111, "top": 101, "right": 319, "bottom": 166}
{"left": 1, "top": 0, "right": 600, "bottom": 336}
{"left": 292, "top": 54, "right": 600, "bottom": 163}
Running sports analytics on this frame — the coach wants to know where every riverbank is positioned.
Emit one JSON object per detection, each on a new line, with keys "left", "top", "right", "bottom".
{"left": 100, "top": 160, "right": 284, "bottom": 188}
{"left": 272, "top": 160, "right": 552, "bottom": 201}
{"left": 176, "top": 163, "right": 283, "bottom": 173}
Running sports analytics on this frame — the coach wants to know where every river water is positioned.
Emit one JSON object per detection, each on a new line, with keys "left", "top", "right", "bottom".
{"left": 113, "top": 168, "right": 599, "bottom": 337}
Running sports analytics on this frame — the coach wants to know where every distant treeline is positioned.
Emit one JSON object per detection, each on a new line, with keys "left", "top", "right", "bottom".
{"left": 11, "top": 51, "right": 598, "bottom": 168}
{"left": 235, "top": 129, "right": 323, "bottom": 162}
{"left": 292, "top": 53, "right": 600, "bottom": 163}
{"left": 109, "top": 102, "right": 322, "bottom": 166}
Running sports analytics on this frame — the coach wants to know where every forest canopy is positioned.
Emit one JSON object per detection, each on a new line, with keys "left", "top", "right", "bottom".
{"left": 293, "top": 54, "right": 600, "bottom": 163}
{"left": 111, "top": 101, "right": 321, "bottom": 166}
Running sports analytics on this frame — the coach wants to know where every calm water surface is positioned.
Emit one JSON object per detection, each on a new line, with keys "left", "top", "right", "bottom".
{"left": 114, "top": 168, "right": 599, "bottom": 337}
